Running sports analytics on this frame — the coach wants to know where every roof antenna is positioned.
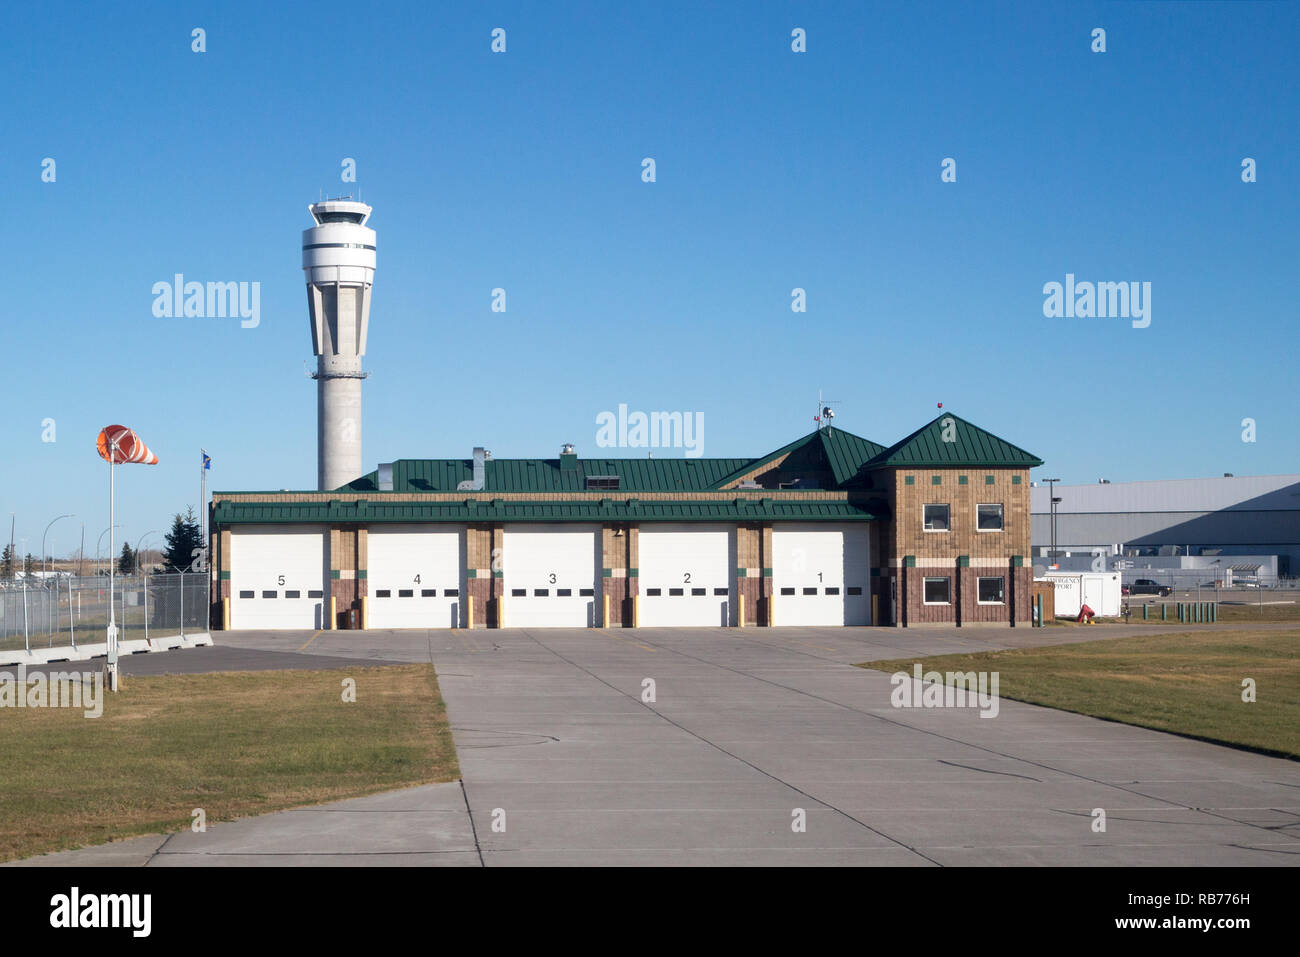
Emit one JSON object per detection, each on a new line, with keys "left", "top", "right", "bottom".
{"left": 815, "top": 388, "right": 841, "bottom": 433}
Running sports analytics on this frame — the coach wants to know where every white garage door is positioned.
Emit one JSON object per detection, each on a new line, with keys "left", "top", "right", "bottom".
{"left": 367, "top": 525, "right": 465, "bottom": 628}
{"left": 772, "top": 524, "right": 870, "bottom": 626}
{"left": 230, "top": 525, "right": 328, "bottom": 630}
{"left": 639, "top": 524, "right": 734, "bottom": 626}
{"left": 503, "top": 524, "right": 599, "bottom": 627}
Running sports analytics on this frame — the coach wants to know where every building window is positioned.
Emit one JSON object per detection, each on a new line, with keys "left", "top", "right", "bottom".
{"left": 923, "top": 578, "right": 951, "bottom": 604}
{"left": 445, "top": 588, "right": 459, "bottom": 597}
{"left": 285, "top": 590, "right": 301, "bottom": 599}
{"left": 977, "top": 504, "right": 1004, "bottom": 531}
{"left": 646, "top": 588, "right": 662, "bottom": 596}
{"left": 985, "top": 475, "right": 995, "bottom": 485}
{"left": 978, "top": 577, "right": 1005, "bottom": 604}
{"left": 238, "top": 590, "right": 254, "bottom": 599}
{"left": 421, "top": 589, "right": 436, "bottom": 597}
{"left": 847, "top": 586, "right": 863, "bottom": 596}
{"left": 398, "top": 589, "right": 413, "bottom": 598}
{"left": 511, "top": 589, "right": 526, "bottom": 597}
{"left": 958, "top": 475, "right": 968, "bottom": 485}
{"left": 1012, "top": 475, "right": 1022, "bottom": 484}
{"left": 923, "top": 504, "right": 950, "bottom": 531}
{"left": 579, "top": 588, "right": 595, "bottom": 597}
{"left": 931, "top": 475, "right": 941, "bottom": 485}
{"left": 904, "top": 475, "right": 915, "bottom": 486}
{"left": 557, "top": 588, "right": 572, "bottom": 597}
{"left": 376, "top": 590, "right": 391, "bottom": 598}
{"left": 713, "top": 587, "right": 728, "bottom": 596}
{"left": 308, "top": 590, "right": 324, "bottom": 599}
{"left": 586, "top": 475, "right": 620, "bottom": 490}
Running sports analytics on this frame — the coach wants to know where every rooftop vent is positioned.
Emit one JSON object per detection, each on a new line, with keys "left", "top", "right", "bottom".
{"left": 457, "top": 448, "right": 487, "bottom": 491}
{"left": 560, "top": 444, "right": 578, "bottom": 472}
{"left": 586, "top": 475, "right": 620, "bottom": 491}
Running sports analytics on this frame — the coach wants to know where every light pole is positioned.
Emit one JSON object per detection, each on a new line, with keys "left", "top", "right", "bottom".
{"left": 42, "top": 514, "right": 74, "bottom": 579}
{"left": 96, "top": 525, "right": 121, "bottom": 576}
{"left": 1043, "top": 479, "right": 1061, "bottom": 567}
{"left": 135, "top": 531, "right": 160, "bottom": 575}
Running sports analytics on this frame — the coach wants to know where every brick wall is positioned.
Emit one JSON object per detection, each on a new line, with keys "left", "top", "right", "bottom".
{"left": 887, "top": 468, "right": 1031, "bottom": 626}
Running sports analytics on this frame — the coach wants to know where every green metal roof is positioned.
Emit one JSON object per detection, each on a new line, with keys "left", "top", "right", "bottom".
{"left": 864, "top": 413, "right": 1043, "bottom": 468}
{"left": 707, "top": 428, "right": 886, "bottom": 489}
{"left": 213, "top": 498, "right": 881, "bottom": 526}
{"left": 819, "top": 429, "right": 888, "bottom": 486}
{"left": 340, "top": 456, "right": 754, "bottom": 493}
{"left": 212, "top": 417, "right": 1037, "bottom": 516}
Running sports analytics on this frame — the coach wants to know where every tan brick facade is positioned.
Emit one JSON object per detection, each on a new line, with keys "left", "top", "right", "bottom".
{"left": 878, "top": 468, "right": 1031, "bottom": 627}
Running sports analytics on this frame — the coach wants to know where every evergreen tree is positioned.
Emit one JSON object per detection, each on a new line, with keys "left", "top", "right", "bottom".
{"left": 1, "top": 544, "right": 12, "bottom": 580}
{"left": 161, "top": 506, "right": 205, "bottom": 573}
{"left": 23, "top": 553, "right": 35, "bottom": 576}
{"left": 118, "top": 543, "right": 136, "bottom": 575}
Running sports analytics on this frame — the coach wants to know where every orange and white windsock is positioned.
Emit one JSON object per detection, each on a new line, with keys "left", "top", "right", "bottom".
{"left": 96, "top": 425, "right": 159, "bottom": 465}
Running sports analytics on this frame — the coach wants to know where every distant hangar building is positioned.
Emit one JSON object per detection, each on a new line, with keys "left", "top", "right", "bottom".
{"left": 1030, "top": 474, "right": 1300, "bottom": 578}
{"left": 208, "top": 414, "right": 1044, "bottom": 630}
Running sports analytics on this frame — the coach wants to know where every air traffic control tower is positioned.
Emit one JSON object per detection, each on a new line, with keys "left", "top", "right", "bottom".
{"left": 303, "top": 198, "right": 375, "bottom": 490}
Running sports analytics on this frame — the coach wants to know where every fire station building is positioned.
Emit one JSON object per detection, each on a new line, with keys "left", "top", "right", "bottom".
{"left": 208, "top": 413, "right": 1042, "bottom": 630}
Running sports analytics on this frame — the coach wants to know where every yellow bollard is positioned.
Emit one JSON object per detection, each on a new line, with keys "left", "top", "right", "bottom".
{"left": 738, "top": 593, "right": 745, "bottom": 628}
{"left": 360, "top": 595, "right": 368, "bottom": 630}
{"left": 222, "top": 596, "right": 230, "bottom": 631}
{"left": 603, "top": 593, "right": 609, "bottom": 628}
{"left": 467, "top": 594, "right": 474, "bottom": 630}
{"left": 329, "top": 595, "right": 336, "bottom": 630}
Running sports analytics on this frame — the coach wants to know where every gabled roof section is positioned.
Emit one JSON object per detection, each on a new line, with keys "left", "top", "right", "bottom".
{"left": 819, "top": 428, "right": 888, "bottom": 487}
{"left": 864, "top": 413, "right": 1043, "bottom": 469}
{"left": 709, "top": 427, "right": 886, "bottom": 490}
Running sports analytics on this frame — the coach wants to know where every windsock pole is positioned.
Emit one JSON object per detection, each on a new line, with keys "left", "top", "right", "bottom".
{"left": 106, "top": 441, "right": 119, "bottom": 692}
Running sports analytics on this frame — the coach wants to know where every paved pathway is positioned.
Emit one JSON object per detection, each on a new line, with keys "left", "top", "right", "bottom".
{"left": 11, "top": 623, "right": 1299, "bottom": 866}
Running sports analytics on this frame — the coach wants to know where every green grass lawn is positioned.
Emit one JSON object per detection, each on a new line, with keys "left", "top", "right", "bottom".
{"left": 858, "top": 629, "right": 1300, "bottom": 760}
{"left": 0, "top": 664, "right": 459, "bottom": 862}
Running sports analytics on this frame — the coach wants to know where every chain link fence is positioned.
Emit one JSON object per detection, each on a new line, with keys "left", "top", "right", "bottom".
{"left": 1117, "top": 569, "right": 1292, "bottom": 592}
{"left": 0, "top": 573, "right": 209, "bottom": 655}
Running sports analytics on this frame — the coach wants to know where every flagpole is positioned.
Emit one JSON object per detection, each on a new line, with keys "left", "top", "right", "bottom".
{"left": 200, "top": 449, "right": 207, "bottom": 548}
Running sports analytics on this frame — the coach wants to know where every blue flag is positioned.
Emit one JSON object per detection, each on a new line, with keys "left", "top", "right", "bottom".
{"left": 202, "top": 451, "right": 211, "bottom": 470}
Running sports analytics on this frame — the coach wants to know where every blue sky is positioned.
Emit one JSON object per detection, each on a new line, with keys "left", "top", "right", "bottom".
{"left": 2, "top": 0, "right": 1297, "bottom": 555}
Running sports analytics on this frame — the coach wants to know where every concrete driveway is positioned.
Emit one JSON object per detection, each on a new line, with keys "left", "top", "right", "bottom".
{"left": 12, "top": 624, "right": 1300, "bottom": 866}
